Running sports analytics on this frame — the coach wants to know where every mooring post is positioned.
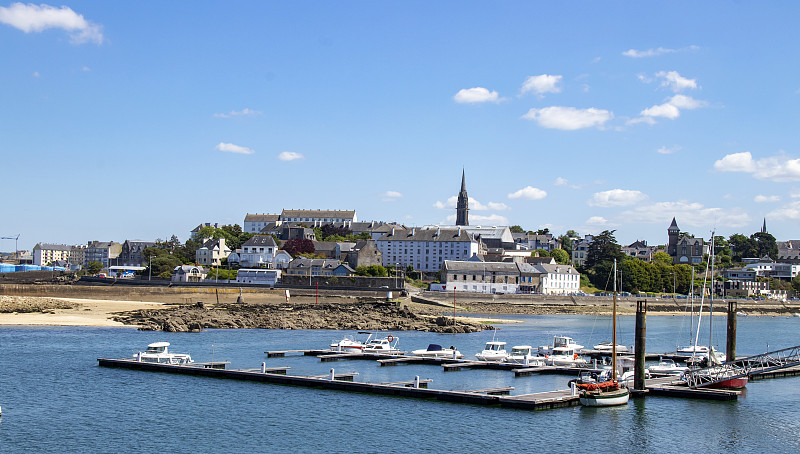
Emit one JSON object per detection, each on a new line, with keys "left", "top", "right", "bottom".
{"left": 571, "top": 382, "right": 576, "bottom": 396}
{"left": 634, "top": 300, "right": 647, "bottom": 392}
{"left": 727, "top": 301, "right": 737, "bottom": 362}
{"left": 261, "top": 362, "right": 266, "bottom": 373}
{"left": 414, "top": 375, "right": 420, "bottom": 388}
{"left": 329, "top": 368, "right": 335, "bottom": 380}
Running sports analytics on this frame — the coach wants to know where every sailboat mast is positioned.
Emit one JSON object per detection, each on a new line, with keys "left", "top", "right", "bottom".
{"left": 612, "top": 259, "right": 618, "bottom": 381}
{"left": 708, "top": 232, "right": 715, "bottom": 361}
{"left": 689, "top": 267, "right": 695, "bottom": 351}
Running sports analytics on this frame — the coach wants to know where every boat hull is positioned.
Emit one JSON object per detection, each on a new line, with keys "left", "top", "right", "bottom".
{"left": 707, "top": 377, "right": 748, "bottom": 389}
{"left": 579, "top": 388, "right": 630, "bottom": 407}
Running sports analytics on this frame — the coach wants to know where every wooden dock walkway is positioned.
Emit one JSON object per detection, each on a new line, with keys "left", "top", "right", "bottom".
{"left": 98, "top": 358, "right": 579, "bottom": 410}
{"left": 500, "top": 389, "right": 580, "bottom": 410}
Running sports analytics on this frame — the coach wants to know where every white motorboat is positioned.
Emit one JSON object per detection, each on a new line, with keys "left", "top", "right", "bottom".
{"left": 593, "top": 341, "right": 631, "bottom": 354}
{"left": 475, "top": 341, "right": 508, "bottom": 362}
{"left": 133, "top": 342, "right": 193, "bottom": 365}
{"left": 676, "top": 345, "right": 725, "bottom": 363}
{"left": 362, "top": 335, "right": 401, "bottom": 354}
{"left": 505, "top": 345, "right": 545, "bottom": 366}
{"left": 539, "top": 335, "right": 584, "bottom": 356}
{"left": 330, "top": 331, "right": 372, "bottom": 353}
{"left": 543, "top": 345, "right": 587, "bottom": 366}
{"left": 647, "top": 358, "right": 689, "bottom": 376}
{"left": 411, "top": 344, "right": 463, "bottom": 359}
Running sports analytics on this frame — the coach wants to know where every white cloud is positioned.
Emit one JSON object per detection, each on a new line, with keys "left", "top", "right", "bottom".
{"left": 216, "top": 142, "right": 254, "bottom": 155}
{"left": 754, "top": 195, "right": 780, "bottom": 203}
{"left": 434, "top": 196, "right": 507, "bottom": 211}
{"left": 622, "top": 47, "right": 677, "bottom": 58}
{"left": 381, "top": 191, "right": 403, "bottom": 202}
{"left": 32, "top": 71, "right": 40, "bottom": 78}
{"left": 454, "top": 87, "right": 501, "bottom": 104}
{"left": 656, "top": 71, "right": 697, "bottom": 92}
{"left": 0, "top": 2, "right": 103, "bottom": 44}
{"left": 641, "top": 103, "right": 680, "bottom": 119}
{"left": 791, "top": 189, "right": 800, "bottom": 199}
{"left": 714, "top": 151, "right": 800, "bottom": 182}
{"left": 214, "top": 108, "right": 262, "bottom": 118}
{"left": 657, "top": 145, "right": 681, "bottom": 154}
{"left": 508, "top": 186, "right": 548, "bottom": 200}
{"left": 81, "top": 66, "right": 90, "bottom": 72}
{"left": 278, "top": 151, "right": 304, "bottom": 161}
{"left": 522, "top": 106, "right": 613, "bottom": 130}
{"left": 585, "top": 216, "right": 609, "bottom": 226}
{"left": 521, "top": 74, "right": 562, "bottom": 95}
{"left": 637, "top": 94, "right": 707, "bottom": 122}
{"left": 554, "top": 177, "right": 569, "bottom": 186}
{"left": 588, "top": 189, "right": 648, "bottom": 207}
{"left": 620, "top": 200, "right": 750, "bottom": 228}
{"left": 768, "top": 201, "right": 800, "bottom": 221}
{"left": 467, "top": 213, "right": 510, "bottom": 225}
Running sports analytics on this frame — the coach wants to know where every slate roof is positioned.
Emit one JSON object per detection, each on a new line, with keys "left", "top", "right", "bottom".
{"left": 377, "top": 227, "right": 476, "bottom": 243}
{"left": 245, "top": 213, "right": 279, "bottom": 222}
{"left": 443, "top": 260, "right": 519, "bottom": 274}
{"left": 241, "top": 235, "right": 278, "bottom": 248}
{"left": 281, "top": 209, "right": 356, "bottom": 220}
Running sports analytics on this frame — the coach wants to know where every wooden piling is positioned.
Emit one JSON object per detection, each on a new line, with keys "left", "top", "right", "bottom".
{"left": 634, "top": 299, "right": 647, "bottom": 392}
{"left": 727, "top": 301, "right": 737, "bottom": 362}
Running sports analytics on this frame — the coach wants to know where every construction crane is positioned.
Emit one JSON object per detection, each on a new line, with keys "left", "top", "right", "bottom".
{"left": 1, "top": 234, "right": 20, "bottom": 262}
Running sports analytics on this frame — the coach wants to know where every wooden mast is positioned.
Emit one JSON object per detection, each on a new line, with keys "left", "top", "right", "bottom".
{"left": 612, "top": 259, "right": 618, "bottom": 381}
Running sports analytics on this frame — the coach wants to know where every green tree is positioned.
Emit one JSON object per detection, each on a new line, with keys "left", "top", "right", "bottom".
{"left": 653, "top": 251, "right": 673, "bottom": 266}
{"left": 355, "top": 264, "right": 388, "bottom": 277}
{"left": 585, "top": 230, "right": 623, "bottom": 270}
{"left": 87, "top": 261, "right": 103, "bottom": 275}
{"left": 509, "top": 225, "right": 525, "bottom": 234}
{"left": 751, "top": 232, "right": 778, "bottom": 260}
{"left": 792, "top": 275, "right": 800, "bottom": 293}
{"left": 532, "top": 249, "right": 550, "bottom": 257}
{"left": 729, "top": 233, "right": 757, "bottom": 262}
{"left": 558, "top": 234, "right": 574, "bottom": 256}
{"left": 535, "top": 228, "right": 550, "bottom": 235}
{"left": 550, "top": 248, "right": 570, "bottom": 265}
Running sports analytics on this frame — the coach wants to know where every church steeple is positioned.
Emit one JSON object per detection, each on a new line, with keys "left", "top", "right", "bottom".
{"left": 762, "top": 218, "right": 767, "bottom": 234}
{"left": 456, "top": 169, "right": 469, "bottom": 226}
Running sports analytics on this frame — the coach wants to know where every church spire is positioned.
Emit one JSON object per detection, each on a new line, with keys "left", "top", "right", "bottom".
{"left": 456, "top": 169, "right": 469, "bottom": 226}
{"left": 762, "top": 218, "right": 767, "bottom": 233}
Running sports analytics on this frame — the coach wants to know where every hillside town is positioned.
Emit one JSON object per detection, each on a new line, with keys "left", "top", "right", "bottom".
{"left": 2, "top": 172, "right": 799, "bottom": 300}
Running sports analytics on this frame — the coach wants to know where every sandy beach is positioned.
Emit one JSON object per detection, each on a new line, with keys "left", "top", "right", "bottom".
{"left": 0, "top": 296, "right": 168, "bottom": 327}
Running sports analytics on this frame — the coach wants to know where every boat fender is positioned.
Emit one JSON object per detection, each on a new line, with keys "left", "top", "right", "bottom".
{"left": 387, "top": 335, "right": 394, "bottom": 342}
{"left": 574, "top": 354, "right": 579, "bottom": 360}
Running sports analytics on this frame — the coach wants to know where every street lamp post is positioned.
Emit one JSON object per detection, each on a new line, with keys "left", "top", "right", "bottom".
{"left": 395, "top": 263, "right": 399, "bottom": 289}
{"left": 149, "top": 255, "right": 153, "bottom": 281}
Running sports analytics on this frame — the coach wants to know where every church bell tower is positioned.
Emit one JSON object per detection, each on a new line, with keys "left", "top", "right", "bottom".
{"left": 456, "top": 169, "right": 469, "bottom": 226}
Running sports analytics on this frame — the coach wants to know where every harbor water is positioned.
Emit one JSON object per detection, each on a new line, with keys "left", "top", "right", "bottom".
{"left": 1, "top": 314, "right": 799, "bottom": 453}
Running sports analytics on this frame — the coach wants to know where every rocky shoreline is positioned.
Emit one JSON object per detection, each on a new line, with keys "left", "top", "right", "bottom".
{"left": 113, "top": 301, "right": 495, "bottom": 333}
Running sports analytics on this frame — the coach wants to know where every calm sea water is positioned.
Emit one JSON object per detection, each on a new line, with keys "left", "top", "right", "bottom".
{"left": 1, "top": 313, "right": 799, "bottom": 453}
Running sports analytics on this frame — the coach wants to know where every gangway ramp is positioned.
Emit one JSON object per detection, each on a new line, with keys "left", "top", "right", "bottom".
{"left": 685, "top": 344, "right": 800, "bottom": 389}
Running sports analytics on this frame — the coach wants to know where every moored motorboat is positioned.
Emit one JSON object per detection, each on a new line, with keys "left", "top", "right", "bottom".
{"left": 475, "top": 341, "right": 508, "bottom": 362}
{"left": 593, "top": 341, "right": 631, "bottom": 354}
{"left": 539, "top": 335, "right": 584, "bottom": 356}
{"left": 362, "top": 335, "right": 401, "bottom": 354}
{"left": 411, "top": 344, "right": 463, "bottom": 359}
{"left": 505, "top": 345, "right": 545, "bottom": 366}
{"left": 648, "top": 358, "right": 689, "bottom": 376}
{"left": 133, "top": 342, "right": 193, "bottom": 365}
{"left": 330, "top": 331, "right": 372, "bottom": 353}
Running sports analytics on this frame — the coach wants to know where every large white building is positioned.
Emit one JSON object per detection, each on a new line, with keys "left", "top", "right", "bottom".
{"left": 243, "top": 213, "right": 280, "bottom": 233}
{"left": 32, "top": 243, "right": 72, "bottom": 266}
{"left": 375, "top": 227, "right": 482, "bottom": 273}
{"left": 280, "top": 209, "right": 357, "bottom": 227}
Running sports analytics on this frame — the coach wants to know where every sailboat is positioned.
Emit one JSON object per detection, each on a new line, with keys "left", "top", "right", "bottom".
{"left": 579, "top": 259, "right": 630, "bottom": 407}
{"left": 701, "top": 233, "right": 748, "bottom": 389}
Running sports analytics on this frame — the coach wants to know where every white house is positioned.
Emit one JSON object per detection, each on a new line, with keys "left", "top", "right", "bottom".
{"left": 243, "top": 213, "right": 280, "bottom": 233}
{"left": 534, "top": 263, "right": 581, "bottom": 295}
{"left": 171, "top": 265, "right": 207, "bottom": 282}
{"left": 439, "top": 260, "right": 520, "bottom": 294}
{"left": 195, "top": 238, "right": 231, "bottom": 266}
{"left": 239, "top": 235, "right": 279, "bottom": 268}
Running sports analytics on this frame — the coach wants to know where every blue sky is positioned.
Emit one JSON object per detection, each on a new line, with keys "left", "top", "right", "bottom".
{"left": 2, "top": 1, "right": 799, "bottom": 252}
